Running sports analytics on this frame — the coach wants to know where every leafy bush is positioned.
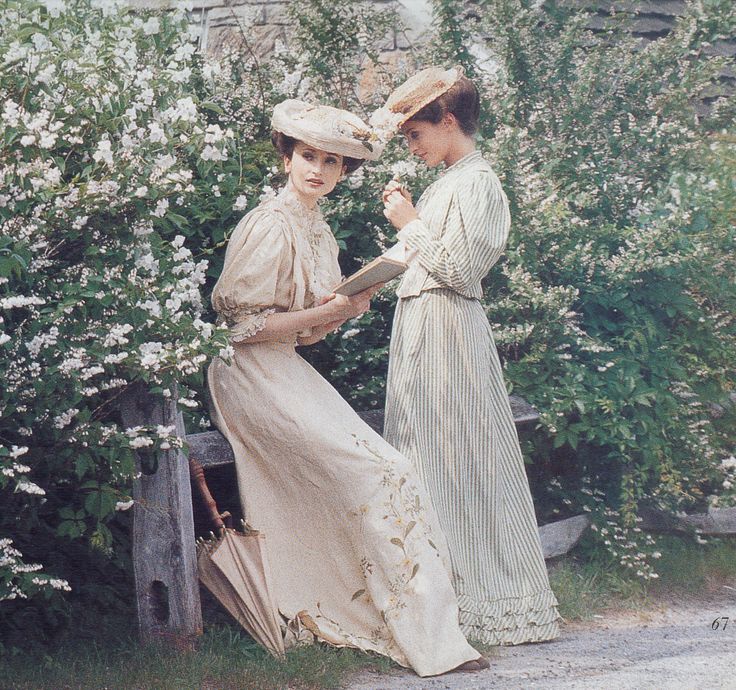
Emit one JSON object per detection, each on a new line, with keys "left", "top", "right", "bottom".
{"left": 1, "top": 0, "right": 734, "bottom": 645}
{"left": 464, "top": 0, "right": 736, "bottom": 573}
{"left": 302, "top": 0, "right": 736, "bottom": 577}
{"left": 0, "top": 0, "right": 400, "bottom": 645}
{"left": 0, "top": 0, "right": 266, "bottom": 642}
{"left": 309, "top": 0, "right": 736, "bottom": 575}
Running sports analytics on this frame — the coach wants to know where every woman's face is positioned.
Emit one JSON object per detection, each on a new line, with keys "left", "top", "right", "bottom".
{"left": 284, "top": 141, "right": 346, "bottom": 206}
{"left": 401, "top": 118, "right": 452, "bottom": 168}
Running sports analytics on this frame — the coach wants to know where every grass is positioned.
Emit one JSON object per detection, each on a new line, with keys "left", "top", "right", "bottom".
{"left": 5, "top": 536, "right": 736, "bottom": 689}
{"left": 649, "top": 535, "right": 736, "bottom": 591}
{"left": 548, "top": 559, "right": 648, "bottom": 621}
{"left": 549, "top": 536, "right": 736, "bottom": 622}
{"left": 3, "top": 623, "right": 395, "bottom": 690}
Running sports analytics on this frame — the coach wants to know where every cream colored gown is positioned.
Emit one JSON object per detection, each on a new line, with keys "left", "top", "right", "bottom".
{"left": 207, "top": 186, "right": 479, "bottom": 676}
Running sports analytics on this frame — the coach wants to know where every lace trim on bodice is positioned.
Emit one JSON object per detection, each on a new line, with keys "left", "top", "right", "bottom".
{"left": 272, "top": 186, "right": 336, "bottom": 302}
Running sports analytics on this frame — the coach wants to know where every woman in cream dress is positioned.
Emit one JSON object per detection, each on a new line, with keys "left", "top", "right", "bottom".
{"left": 207, "top": 99, "right": 485, "bottom": 676}
{"left": 376, "top": 68, "right": 561, "bottom": 646}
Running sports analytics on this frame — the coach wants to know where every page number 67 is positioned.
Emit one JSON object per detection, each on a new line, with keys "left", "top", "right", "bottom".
{"left": 711, "top": 616, "right": 729, "bottom": 631}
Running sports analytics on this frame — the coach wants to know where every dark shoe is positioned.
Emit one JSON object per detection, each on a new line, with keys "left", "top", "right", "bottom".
{"left": 452, "top": 656, "right": 490, "bottom": 672}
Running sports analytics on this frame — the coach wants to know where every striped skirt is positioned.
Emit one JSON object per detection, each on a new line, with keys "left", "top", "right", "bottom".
{"left": 384, "top": 288, "right": 560, "bottom": 645}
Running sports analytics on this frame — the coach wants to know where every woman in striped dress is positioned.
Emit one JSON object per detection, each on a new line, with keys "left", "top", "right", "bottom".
{"left": 375, "top": 67, "right": 561, "bottom": 645}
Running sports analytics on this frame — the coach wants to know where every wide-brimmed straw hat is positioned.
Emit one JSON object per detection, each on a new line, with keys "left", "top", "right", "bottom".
{"left": 370, "top": 65, "right": 464, "bottom": 138}
{"left": 271, "top": 99, "right": 381, "bottom": 161}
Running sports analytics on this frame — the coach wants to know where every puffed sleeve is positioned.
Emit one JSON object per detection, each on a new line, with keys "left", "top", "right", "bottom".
{"left": 398, "top": 171, "right": 510, "bottom": 293}
{"left": 211, "top": 207, "right": 296, "bottom": 343}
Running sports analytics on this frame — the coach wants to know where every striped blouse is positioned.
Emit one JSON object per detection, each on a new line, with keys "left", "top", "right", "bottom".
{"left": 396, "top": 150, "right": 511, "bottom": 300}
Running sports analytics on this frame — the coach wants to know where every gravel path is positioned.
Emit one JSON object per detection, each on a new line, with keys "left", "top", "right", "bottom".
{"left": 345, "top": 589, "right": 736, "bottom": 689}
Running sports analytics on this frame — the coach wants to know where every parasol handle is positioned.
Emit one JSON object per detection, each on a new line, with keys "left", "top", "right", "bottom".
{"left": 189, "top": 457, "right": 230, "bottom": 533}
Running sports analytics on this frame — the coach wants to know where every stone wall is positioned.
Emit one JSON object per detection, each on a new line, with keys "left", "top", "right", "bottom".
{"left": 130, "top": 0, "right": 734, "bottom": 97}
{"left": 130, "top": 0, "right": 433, "bottom": 58}
{"left": 568, "top": 0, "right": 734, "bottom": 98}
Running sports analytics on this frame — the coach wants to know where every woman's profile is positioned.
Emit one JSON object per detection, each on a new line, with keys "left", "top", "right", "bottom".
{"left": 375, "top": 67, "right": 561, "bottom": 646}
{"left": 207, "top": 99, "right": 487, "bottom": 676}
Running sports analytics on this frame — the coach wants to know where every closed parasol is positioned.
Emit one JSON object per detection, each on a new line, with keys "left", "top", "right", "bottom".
{"left": 190, "top": 458, "right": 285, "bottom": 659}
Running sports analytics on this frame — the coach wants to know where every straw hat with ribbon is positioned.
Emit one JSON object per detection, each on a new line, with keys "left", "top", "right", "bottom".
{"left": 271, "top": 99, "right": 382, "bottom": 161}
{"left": 370, "top": 65, "right": 464, "bottom": 142}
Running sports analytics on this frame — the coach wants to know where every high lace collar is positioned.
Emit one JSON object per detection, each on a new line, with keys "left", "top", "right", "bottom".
{"left": 442, "top": 149, "right": 483, "bottom": 176}
{"left": 277, "top": 184, "right": 324, "bottom": 221}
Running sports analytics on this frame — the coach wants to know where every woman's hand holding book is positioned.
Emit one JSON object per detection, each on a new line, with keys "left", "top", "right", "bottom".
{"left": 322, "top": 285, "right": 384, "bottom": 322}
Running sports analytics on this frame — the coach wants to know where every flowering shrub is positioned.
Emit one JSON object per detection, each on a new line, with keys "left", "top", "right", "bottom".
{"left": 277, "top": 0, "right": 736, "bottom": 585}
{"left": 0, "top": 0, "right": 284, "bottom": 640}
{"left": 463, "top": 0, "right": 736, "bottom": 575}
{"left": 1, "top": 0, "right": 734, "bottom": 644}
{"left": 302, "top": 0, "right": 736, "bottom": 578}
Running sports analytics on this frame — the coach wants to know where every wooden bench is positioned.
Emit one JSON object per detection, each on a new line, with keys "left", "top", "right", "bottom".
{"left": 121, "top": 386, "right": 539, "bottom": 645}
{"left": 186, "top": 395, "right": 541, "bottom": 468}
{"left": 121, "top": 387, "right": 736, "bottom": 646}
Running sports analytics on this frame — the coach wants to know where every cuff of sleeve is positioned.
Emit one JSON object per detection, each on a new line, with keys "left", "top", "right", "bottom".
{"left": 229, "top": 308, "right": 275, "bottom": 343}
{"left": 397, "top": 219, "right": 425, "bottom": 242}
{"left": 401, "top": 221, "right": 437, "bottom": 259}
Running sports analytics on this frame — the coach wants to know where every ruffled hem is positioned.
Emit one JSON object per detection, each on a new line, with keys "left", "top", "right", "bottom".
{"left": 227, "top": 308, "right": 275, "bottom": 343}
{"left": 457, "top": 588, "right": 561, "bottom": 646}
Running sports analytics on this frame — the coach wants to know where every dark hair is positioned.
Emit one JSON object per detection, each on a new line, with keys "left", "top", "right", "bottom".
{"left": 270, "top": 130, "right": 363, "bottom": 174}
{"left": 405, "top": 76, "right": 480, "bottom": 136}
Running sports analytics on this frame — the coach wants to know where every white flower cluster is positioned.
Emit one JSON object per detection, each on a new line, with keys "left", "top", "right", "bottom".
{"left": 389, "top": 159, "right": 419, "bottom": 180}
{"left": 25, "top": 326, "right": 59, "bottom": 357}
{"left": 0, "top": 0, "right": 247, "bottom": 605}
{"left": 51, "top": 405, "right": 78, "bottom": 429}
{"left": 580, "top": 490, "right": 660, "bottom": 581}
{"left": 368, "top": 107, "right": 404, "bottom": 145}
{"left": 720, "top": 456, "right": 736, "bottom": 494}
{"left": 1, "top": 537, "right": 70, "bottom": 601}
{"left": 0, "top": 446, "right": 44, "bottom": 499}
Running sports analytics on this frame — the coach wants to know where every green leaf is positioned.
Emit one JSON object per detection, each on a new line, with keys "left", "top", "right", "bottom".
{"left": 552, "top": 431, "right": 567, "bottom": 448}
{"left": 74, "top": 454, "right": 94, "bottom": 479}
{"left": 689, "top": 211, "right": 708, "bottom": 232}
{"left": 201, "top": 102, "right": 225, "bottom": 115}
{"left": 57, "top": 520, "right": 85, "bottom": 539}
{"left": 84, "top": 489, "right": 117, "bottom": 520}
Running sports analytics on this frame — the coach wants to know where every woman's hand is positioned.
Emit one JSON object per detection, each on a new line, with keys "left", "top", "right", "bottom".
{"left": 322, "top": 285, "right": 383, "bottom": 321}
{"left": 383, "top": 189, "right": 419, "bottom": 230}
{"left": 382, "top": 179, "right": 412, "bottom": 204}
{"left": 317, "top": 294, "right": 348, "bottom": 332}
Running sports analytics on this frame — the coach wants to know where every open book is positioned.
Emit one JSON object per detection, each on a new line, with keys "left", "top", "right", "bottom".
{"left": 334, "top": 253, "right": 408, "bottom": 296}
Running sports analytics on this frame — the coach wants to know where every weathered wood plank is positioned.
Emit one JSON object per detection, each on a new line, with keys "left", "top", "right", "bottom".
{"left": 189, "top": 396, "right": 540, "bottom": 468}
{"left": 509, "top": 394, "right": 541, "bottom": 424}
{"left": 638, "top": 506, "right": 736, "bottom": 536}
{"left": 537, "top": 507, "right": 736, "bottom": 561}
{"left": 120, "top": 384, "right": 203, "bottom": 646}
{"left": 187, "top": 430, "right": 235, "bottom": 468}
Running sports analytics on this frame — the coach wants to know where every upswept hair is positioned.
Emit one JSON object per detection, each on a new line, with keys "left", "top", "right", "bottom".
{"left": 406, "top": 76, "right": 480, "bottom": 136}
